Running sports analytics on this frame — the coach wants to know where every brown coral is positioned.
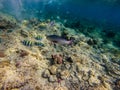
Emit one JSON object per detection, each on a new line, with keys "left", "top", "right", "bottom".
{"left": 17, "top": 49, "right": 29, "bottom": 58}
{"left": 0, "top": 51, "right": 6, "bottom": 58}
{"left": 51, "top": 54, "right": 63, "bottom": 64}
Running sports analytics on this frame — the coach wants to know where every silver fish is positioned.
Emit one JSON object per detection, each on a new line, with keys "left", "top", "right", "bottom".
{"left": 46, "top": 35, "right": 72, "bottom": 45}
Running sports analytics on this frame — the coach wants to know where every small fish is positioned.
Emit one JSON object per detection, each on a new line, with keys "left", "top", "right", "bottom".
{"left": 46, "top": 35, "right": 72, "bottom": 45}
{"left": 35, "top": 35, "right": 42, "bottom": 40}
{"left": 49, "top": 21, "right": 55, "bottom": 27}
{"left": 34, "top": 42, "right": 44, "bottom": 47}
{"left": 22, "top": 40, "right": 33, "bottom": 46}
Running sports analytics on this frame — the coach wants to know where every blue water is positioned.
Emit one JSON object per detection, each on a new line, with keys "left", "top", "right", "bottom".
{"left": 0, "top": 0, "right": 120, "bottom": 26}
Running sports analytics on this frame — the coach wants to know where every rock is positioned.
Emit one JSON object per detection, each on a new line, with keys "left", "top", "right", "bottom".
{"left": 15, "top": 60, "right": 21, "bottom": 68}
{"left": 76, "top": 62, "right": 82, "bottom": 72}
{"left": 87, "top": 38, "right": 97, "bottom": 45}
{"left": 102, "top": 54, "right": 109, "bottom": 63}
{"left": 88, "top": 75, "right": 100, "bottom": 86}
{"left": 42, "top": 69, "right": 50, "bottom": 78}
{"left": 65, "top": 79, "right": 80, "bottom": 90}
{"left": 38, "top": 23, "right": 47, "bottom": 29}
{"left": 48, "top": 75, "right": 57, "bottom": 82}
{"left": 98, "top": 75, "right": 108, "bottom": 83}
{"left": 49, "top": 65, "right": 57, "bottom": 75}
{"left": 105, "top": 62, "right": 120, "bottom": 78}
{"left": 18, "top": 49, "right": 29, "bottom": 58}
{"left": 115, "top": 79, "right": 120, "bottom": 88}
{"left": 21, "top": 20, "right": 29, "bottom": 26}
{"left": 78, "top": 55, "right": 89, "bottom": 65}
{"left": 54, "top": 86, "right": 68, "bottom": 90}
{"left": 0, "top": 51, "right": 6, "bottom": 58}
{"left": 102, "top": 81, "right": 112, "bottom": 90}
{"left": 88, "top": 70, "right": 95, "bottom": 77}
{"left": 77, "top": 73, "right": 83, "bottom": 81}
{"left": 82, "top": 71, "right": 89, "bottom": 81}
{"left": 111, "top": 56, "right": 120, "bottom": 64}
{"left": 66, "top": 57, "right": 73, "bottom": 63}
{"left": 0, "top": 60, "right": 10, "bottom": 68}
{"left": 92, "top": 84, "right": 112, "bottom": 90}
{"left": 20, "top": 29, "right": 29, "bottom": 37}
{"left": 65, "top": 63, "right": 71, "bottom": 69}
{"left": 60, "top": 70, "right": 70, "bottom": 80}
{"left": 0, "top": 18, "right": 16, "bottom": 29}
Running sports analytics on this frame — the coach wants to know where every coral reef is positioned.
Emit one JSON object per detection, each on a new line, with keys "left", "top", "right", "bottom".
{"left": 0, "top": 12, "right": 17, "bottom": 29}
{"left": 0, "top": 13, "right": 119, "bottom": 90}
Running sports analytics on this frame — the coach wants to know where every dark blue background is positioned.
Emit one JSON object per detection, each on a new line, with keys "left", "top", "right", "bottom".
{"left": 1, "top": 0, "right": 120, "bottom": 26}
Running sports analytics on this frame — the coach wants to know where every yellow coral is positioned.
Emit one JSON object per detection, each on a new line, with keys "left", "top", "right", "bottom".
{"left": 39, "top": 22, "right": 47, "bottom": 29}
{"left": 22, "top": 20, "right": 29, "bottom": 26}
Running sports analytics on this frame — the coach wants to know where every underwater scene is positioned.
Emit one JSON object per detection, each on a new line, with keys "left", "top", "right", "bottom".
{"left": 0, "top": 0, "right": 120, "bottom": 90}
